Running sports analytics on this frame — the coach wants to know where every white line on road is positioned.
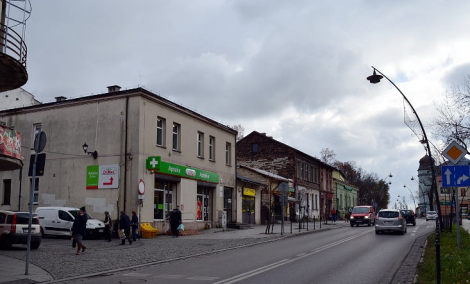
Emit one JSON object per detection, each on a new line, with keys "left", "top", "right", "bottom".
{"left": 214, "top": 228, "right": 375, "bottom": 284}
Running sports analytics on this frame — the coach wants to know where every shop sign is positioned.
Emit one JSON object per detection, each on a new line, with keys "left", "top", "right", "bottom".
{"left": 86, "top": 164, "right": 120, "bottom": 189}
{"left": 0, "top": 125, "right": 22, "bottom": 159}
{"left": 243, "top": 187, "right": 256, "bottom": 196}
{"left": 146, "top": 156, "right": 219, "bottom": 183}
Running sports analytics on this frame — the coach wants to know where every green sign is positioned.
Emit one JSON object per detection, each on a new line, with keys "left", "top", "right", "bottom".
{"left": 146, "top": 156, "right": 219, "bottom": 183}
{"left": 86, "top": 165, "right": 99, "bottom": 189}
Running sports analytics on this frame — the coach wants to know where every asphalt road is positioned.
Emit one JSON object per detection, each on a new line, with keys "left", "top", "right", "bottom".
{"left": 58, "top": 219, "right": 435, "bottom": 284}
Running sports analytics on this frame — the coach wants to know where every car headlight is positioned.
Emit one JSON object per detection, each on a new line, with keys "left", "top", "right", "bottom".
{"left": 365, "top": 215, "right": 369, "bottom": 219}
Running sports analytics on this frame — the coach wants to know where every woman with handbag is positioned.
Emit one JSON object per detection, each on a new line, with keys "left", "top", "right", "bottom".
{"left": 169, "top": 206, "right": 182, "bottom": 237}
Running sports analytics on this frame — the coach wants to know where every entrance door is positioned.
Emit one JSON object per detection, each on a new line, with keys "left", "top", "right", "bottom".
{"left": 224, "top": 187, "right": 233, "bottom": 223}
{"left": 242, "top": 196, "right": 255, "bottom": 224}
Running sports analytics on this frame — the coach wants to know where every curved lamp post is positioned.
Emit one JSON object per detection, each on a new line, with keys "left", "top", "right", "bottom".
{"left": 404, "top": 184, "right": 418, "bottom": 211}
{"left": 367, "top": 66, "right": 441, "bottom": 283}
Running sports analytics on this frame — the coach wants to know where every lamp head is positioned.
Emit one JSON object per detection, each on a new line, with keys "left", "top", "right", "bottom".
{"left": 82, "top": 143, "right": 88, "bottom": 153}
{"left": 367, "top": 70, "right": 383, "bottom": 84}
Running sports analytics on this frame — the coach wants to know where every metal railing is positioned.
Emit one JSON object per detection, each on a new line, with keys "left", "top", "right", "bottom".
{"left": 0, "top": 23, "right": 27, "bottom": 67}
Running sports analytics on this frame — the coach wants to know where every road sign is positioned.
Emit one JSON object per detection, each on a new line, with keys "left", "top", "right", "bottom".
{"left": 442, "top": 141, "right": 467, "bottom": 164}
{"left": 441, "top": 165, "right": 470, "bottom": 188}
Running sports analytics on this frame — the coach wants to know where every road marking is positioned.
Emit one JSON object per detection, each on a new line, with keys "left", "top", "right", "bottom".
{"left": 153, "top": 274, "right": 184, "bottom": 279}
{"left": 122, "top": 272, "right": 152, "bottom": 277}
{"left": 187, "top": 276, "right": 220, "bottom": 280}
{"left": 214, "top": 229, "right": 375, "bottom": 284}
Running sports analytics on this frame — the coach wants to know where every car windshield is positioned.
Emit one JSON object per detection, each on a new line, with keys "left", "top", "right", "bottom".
{"left": 427, "top": 211, "right": 436, "bottom": 215}
{"left": 68, "top": 210, "right": 94, "bottom": 219}
{"left": 379, "top": 211, "right": 399, "bottom": 218}
{"left": 352, "top": 207, "right": 369, "bottom": 214}
{"left": 401, "top": 210, "right": 412, "bottom": 215}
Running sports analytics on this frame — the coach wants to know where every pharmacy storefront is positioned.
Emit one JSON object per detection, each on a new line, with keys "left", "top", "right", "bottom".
{"left": 146, "top": 156, "right": 221, "bottom": 232}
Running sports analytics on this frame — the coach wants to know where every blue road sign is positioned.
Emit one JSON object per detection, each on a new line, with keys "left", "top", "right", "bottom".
{"left": 441, "top": 165, "right": 470, "bottom": 188}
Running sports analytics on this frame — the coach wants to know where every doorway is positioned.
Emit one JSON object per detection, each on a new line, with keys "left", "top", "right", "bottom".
{"left": 242, "top": 195, "right": 255, "bottom": 224}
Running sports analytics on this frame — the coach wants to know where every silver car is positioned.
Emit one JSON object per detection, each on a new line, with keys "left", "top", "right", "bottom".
{"left": 375, "top": 209, "right": 407, "bottom": 235}
{"left": 426, "top": 211, "right": 438, "bottom": 221}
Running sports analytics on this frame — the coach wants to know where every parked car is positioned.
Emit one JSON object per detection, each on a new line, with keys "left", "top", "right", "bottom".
{"left": 400, "top": 209, "right": 416, "bottom": 226}
{"left": 35, "top": 207, "right": 105, "bottom": 238}
{"left": 375, "top": 209, "right": 407, "bottom": 235}
{"left": 0, "top": 210, "right": 42, "bottom": 250}
{"left": 426, "top": 211, "right": 438, "bottom": 221}
{"left": 350, "top": 205, "right": 376, "bottom": 227}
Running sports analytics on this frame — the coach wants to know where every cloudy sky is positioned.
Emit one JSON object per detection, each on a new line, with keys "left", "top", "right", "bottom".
{"left": 19, "top": 0, "right": 470, "bottom": 209}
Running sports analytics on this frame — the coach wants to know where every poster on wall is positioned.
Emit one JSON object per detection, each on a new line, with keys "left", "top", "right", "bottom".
{"left": 86, "top": 164, "right": 119, "bottom": 189}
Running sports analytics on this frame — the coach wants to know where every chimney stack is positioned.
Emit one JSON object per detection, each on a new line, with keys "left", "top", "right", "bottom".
{"left": 107, "top": 85, "right": 121, "bottom": 93}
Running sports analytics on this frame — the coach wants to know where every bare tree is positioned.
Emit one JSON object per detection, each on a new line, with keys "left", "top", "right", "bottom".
{"left": 320, "top": 148, "right": 336, "bottom": 164}
{"left": 433, "top": 75, "right": 470, "bottom": 150}
{"left": 232, "top": 124, "right": 245, "bottom": 142}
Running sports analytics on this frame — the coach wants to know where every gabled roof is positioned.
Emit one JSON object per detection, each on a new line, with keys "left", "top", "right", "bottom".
{"left": 239, "top": 131, "right": 329, "bottom": 167}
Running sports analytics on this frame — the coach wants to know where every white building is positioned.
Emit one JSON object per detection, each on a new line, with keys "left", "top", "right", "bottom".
{"left": 0, "top": 86, "right": 237, "bottom": 233}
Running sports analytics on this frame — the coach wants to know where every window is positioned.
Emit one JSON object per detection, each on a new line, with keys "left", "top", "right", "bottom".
{"left": 252, "top": 143, "right": 258, "bottom": 153}
{"left": 225, "top": 142, "right": 231, "bottom": 165}
{"left": 197, "top": 132, "right": 204, "bottom": 158}
{"left": 30, "top": 177, "right": 39, "bottom": 204}
{"left": 172, "top": 123, "right": 180, "bottom": 151}
{"left": 2, "top": 179, "right": 11, "bottom": 205}
{"left": 209, "top": 136, "right": 215, "bottom": 161}
{"left": 156, "top": 117, "right": 166, "bottom": 147}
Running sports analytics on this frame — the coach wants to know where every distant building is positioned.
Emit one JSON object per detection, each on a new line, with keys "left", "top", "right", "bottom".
{"left": 0, "top": 88, "right": 41, "bottom": 110}
{"left": 237, "top": 131, "right": 334, "bottom": 221}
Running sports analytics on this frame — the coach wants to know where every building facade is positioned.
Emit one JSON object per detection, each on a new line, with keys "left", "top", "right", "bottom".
{"left": 0, "top": 86, "right": 237, "bottom": 233}
{"left": 332, "top": 169, "right": 358, "bottom": 219}
{"left": 236, "top": 131, "right": 334, "bottom": 221}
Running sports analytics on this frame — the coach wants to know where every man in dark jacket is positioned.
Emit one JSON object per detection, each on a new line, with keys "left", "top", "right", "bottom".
{"left": 72, "top": 207, "right": 88, "bottom": 255}
{"left": 119, "top": 211, "right": 132, "bottom": 245}
{"left": 170, "top": 207, "right": 182, "bottom": 237}
{"left": 104, "top": 211, "right": 112, "bottom": 242}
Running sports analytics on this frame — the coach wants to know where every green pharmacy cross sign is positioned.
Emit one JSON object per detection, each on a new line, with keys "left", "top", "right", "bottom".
{"left": 146, "top": 156, "right": 219, "bottom": 183}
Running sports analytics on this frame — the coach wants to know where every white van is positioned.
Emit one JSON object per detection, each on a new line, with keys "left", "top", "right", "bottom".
{"left": 35, "top": 207, "right": 105, "bottom": 238}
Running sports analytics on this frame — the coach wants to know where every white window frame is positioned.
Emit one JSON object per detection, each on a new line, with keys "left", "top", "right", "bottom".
{"left": 172, "top": 123, "right": 180, "bottom": 151}
{"left": 197, "top": 132, "right": 204, "bottom": 158}
{"left": 225, "top": 142, "right": 231, "bottom": 166}
{"left": 209, "top": 136, "right": 215, "bottom": 161}
{"left": 156, "top": 117, "right": 165, "bottom": 147}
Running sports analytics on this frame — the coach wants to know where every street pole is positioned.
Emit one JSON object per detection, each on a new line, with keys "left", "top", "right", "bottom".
{"left": 367, "top": 67, "right": 441, "bottom": 283}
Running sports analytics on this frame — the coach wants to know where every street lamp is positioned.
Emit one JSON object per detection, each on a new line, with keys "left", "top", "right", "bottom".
{"left": 367, "top": 66, "right": 442, "bottom": 283}
{"left": 404, "top": 184, "right": 418, "bottom": 211}
{"left": 375, "top": 173, "right": 392, "bottom": 212}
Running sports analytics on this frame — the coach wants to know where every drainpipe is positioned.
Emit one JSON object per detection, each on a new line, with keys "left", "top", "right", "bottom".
{"left": 123, "top": 96, "right": 129, "bottom": 213}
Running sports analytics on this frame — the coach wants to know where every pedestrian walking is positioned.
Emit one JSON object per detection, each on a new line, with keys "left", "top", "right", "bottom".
{"left": 331, "top": 207, "right": 336, "bottom": 222}
{"left": 169, "top": 206, "right": 182, "bottom": 237}
{"left": 119, "top": 211, "right": 132, "bottom": 245}
{"left": 131, "top": 210, "right": 138, "bottom": 241}
{"left": 72, "top": 206, "right": 88, "bottom": 255}
{"left": 104, "top": 211, "right": 112, "bottom": 242}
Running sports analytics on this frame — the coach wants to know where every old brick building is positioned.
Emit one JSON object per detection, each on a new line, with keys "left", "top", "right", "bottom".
{"left": 236, "top": 131, "right": 334, "bottom": 221}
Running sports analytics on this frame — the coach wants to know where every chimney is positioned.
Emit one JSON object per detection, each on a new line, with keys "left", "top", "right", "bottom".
{"left": 55, "top": 96, "right": 67, "bottom": 102}
{"left": 107, "top": 85, "right": 121, "bottom": 93}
